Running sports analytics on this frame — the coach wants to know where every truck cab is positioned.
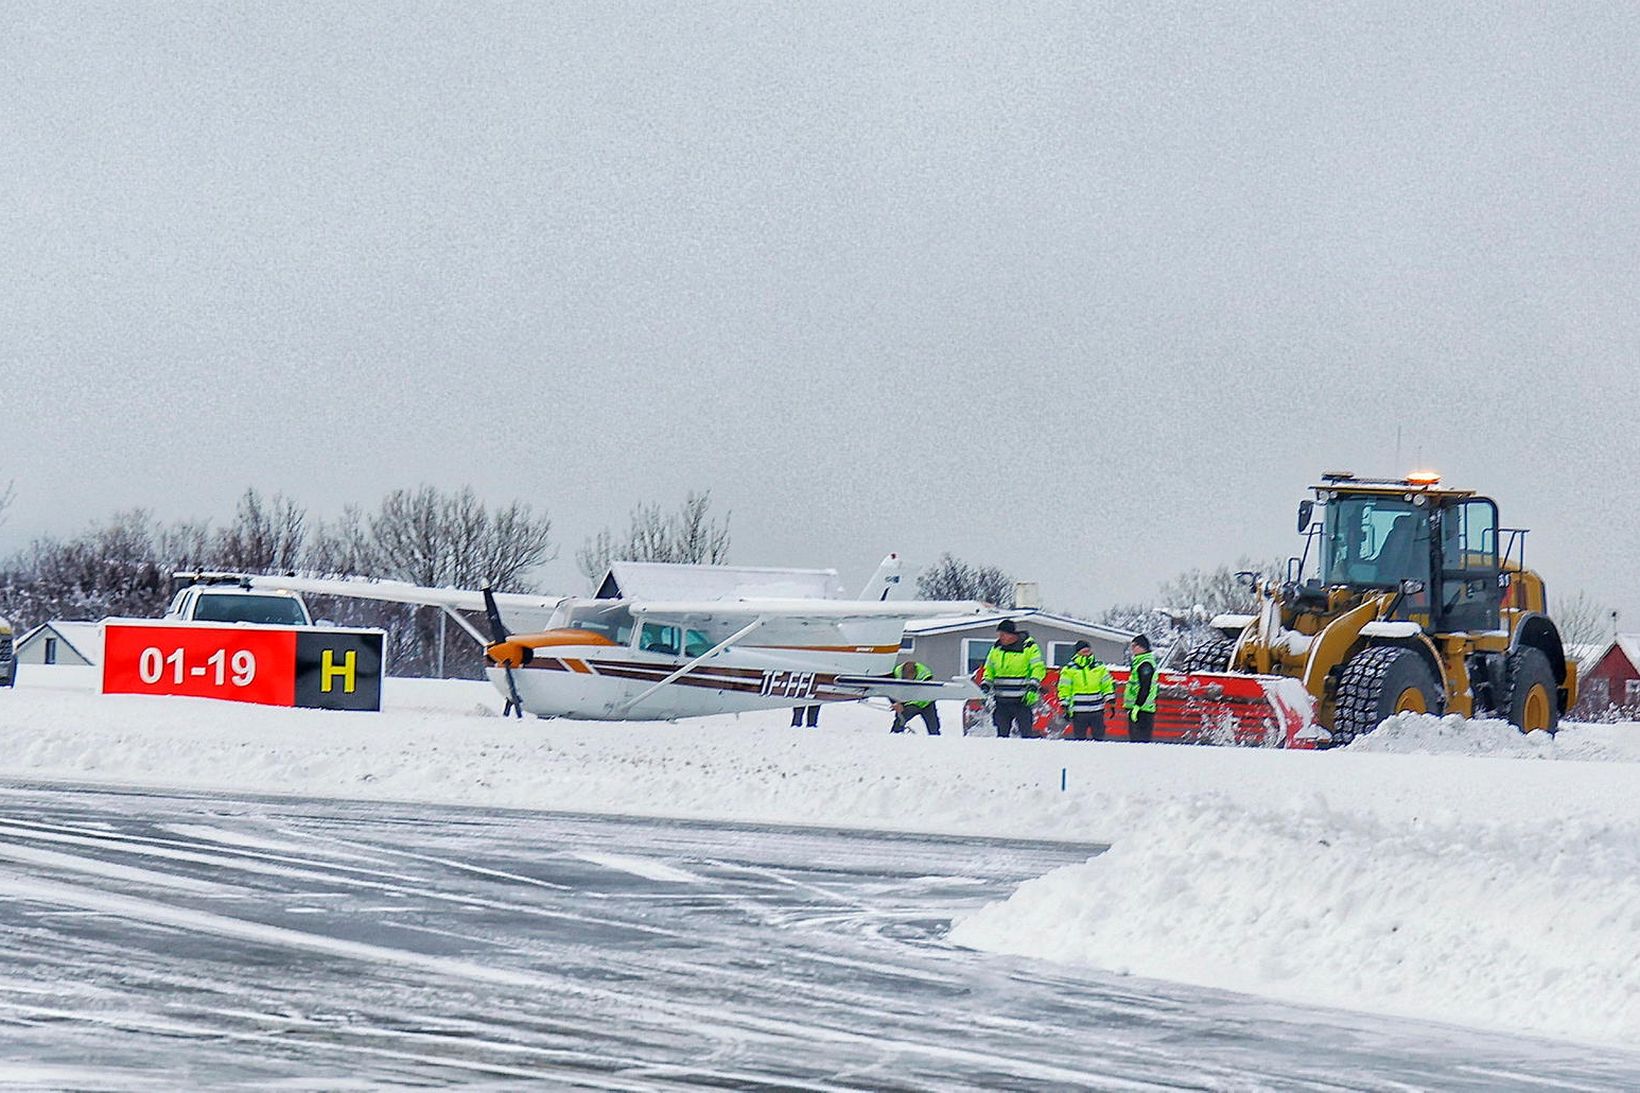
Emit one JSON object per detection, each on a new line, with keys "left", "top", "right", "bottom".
{"left": 165, "top": 582, "right": 314, "bottom": 627}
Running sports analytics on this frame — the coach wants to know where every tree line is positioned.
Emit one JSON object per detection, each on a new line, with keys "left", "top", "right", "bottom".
{"left": 0, "top": 486, "right": 733, "bottom": 678}
{"left": 3, "top": 479, "right": 1616, "bottom": 680}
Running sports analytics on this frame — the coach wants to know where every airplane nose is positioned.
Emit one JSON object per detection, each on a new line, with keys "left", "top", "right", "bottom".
{"left": 486, "top": 641, "right": 534, "bottom": 669}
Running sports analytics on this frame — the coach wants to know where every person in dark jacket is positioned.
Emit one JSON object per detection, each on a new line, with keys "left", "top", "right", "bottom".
{"left": 1125, "top": 634, "right": 1158, "bottom": 742}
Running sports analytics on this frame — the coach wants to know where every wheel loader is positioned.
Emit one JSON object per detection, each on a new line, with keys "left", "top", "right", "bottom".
{"left": 1179, "top": 472, "right": 1576, "bottom": 744}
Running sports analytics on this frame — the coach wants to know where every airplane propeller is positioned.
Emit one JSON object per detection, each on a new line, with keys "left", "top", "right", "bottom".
{"left": 482, "top": 586, "right": 527, "bottom": 719}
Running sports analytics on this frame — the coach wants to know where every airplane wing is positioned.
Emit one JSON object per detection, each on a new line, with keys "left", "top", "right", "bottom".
{"left": 243, "top": 574, "right": 561, "bottom": 616}
{"left": 628, "top": 599, "right": 988, "bottom": 621}
{"left": 835, "top": 674, "right": 983, "bottom": 703}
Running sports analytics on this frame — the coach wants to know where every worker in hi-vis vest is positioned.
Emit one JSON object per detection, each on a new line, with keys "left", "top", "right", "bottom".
{"left": 1056, "top": 640, "right": 1115, "bottom": 740}
{"left": 889, "top": 659, "right": 940, "bottom": 735}
{"left": 980, "top": 619, "right": 1047, "bottom": 739}
{"left": 1125, "top": 634, "right": 1159, "bottom": 743}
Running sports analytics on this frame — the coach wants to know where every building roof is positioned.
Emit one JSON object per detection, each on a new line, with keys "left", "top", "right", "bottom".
{"left": 1580, "top": 634, "right": 1640, "bottom": 675}
{"left": 17, "top": 621, "right": 105, "bottom": 664}
{"left": 1615, "top": 635, "right": 1640, "bottom": 673}
{"left": 1567, "top": 642, "right": 1610, "bottom": 669}
{"left": 904, "top": 609, "right": 1134, "bottom": 643}
{"left": 595, "top": 562, "right": 843, "bottom": 602}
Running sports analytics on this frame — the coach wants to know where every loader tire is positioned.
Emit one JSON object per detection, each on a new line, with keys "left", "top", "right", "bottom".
{"left": 1503, "top": 647, "right": 1559, "bottom": 735}
{"left": 1180, "top": 636, "right": 1237, "bottom": 674}
{"left": 1332, "top": 646, "right": 1441, "bottom": 745}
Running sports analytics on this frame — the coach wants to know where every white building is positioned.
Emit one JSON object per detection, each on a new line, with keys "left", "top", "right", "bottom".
{"left": 14, "top": 621, "right": 104, "bottom": 667}
{"left": 900, "top": 610, "right": 1134, "bottom": 679}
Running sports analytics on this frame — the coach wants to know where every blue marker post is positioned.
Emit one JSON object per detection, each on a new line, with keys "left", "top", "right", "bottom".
{"left": 1061, "top": 767, "right": 1067, "bottom": 792}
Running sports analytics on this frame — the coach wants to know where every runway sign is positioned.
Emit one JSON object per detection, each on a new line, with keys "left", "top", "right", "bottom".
{"left": 102, "top": 620, "right": 384, "bottom": 712}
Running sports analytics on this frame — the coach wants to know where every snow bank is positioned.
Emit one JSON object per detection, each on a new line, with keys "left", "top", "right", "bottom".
{"left": 949, "top": 793, "right": 1640, "bottom": 1046}
{"left": 1347, "top": 711, "right": 1640, "bottom": 762}
{"left": 3, "top": 668, "right": 1640, "bottom": 1046}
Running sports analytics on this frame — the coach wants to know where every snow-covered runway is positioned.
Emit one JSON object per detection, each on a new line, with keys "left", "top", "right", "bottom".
{"left": 1, "top": 781, "right": 1637, "bottom": 1090}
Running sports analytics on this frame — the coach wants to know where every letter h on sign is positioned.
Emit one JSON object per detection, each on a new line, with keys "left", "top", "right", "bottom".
{"left": 321, "top": 649, "right": 357, "bottom": 694}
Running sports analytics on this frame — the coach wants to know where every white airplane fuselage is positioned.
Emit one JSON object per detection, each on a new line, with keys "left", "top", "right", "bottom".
{"left": 486, "top": 610, "right": 934, "bottom": 720}
{"left": 489, "top": 642, "right": 909, "bottom": 720}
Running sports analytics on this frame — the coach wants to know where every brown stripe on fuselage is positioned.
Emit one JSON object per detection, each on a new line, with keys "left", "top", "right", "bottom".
{"left": 748, "top": 643, "right": 903, "bottom": 655}
{"left": 515, "top": 656, "right": 868, "bottom": 701}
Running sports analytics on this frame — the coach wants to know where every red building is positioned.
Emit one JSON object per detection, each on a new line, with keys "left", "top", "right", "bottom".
{"left": 1575, "top": 636, "right": 1640, "bottom": 717}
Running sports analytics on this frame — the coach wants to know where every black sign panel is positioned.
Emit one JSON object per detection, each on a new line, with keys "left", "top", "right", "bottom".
{"left": 294, "top": 630, "right": 384, "bottom": 712}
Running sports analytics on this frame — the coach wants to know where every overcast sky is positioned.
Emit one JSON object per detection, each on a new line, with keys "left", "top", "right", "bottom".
{"left": 4, "top": 3, "right": 1637, "bottom": 624}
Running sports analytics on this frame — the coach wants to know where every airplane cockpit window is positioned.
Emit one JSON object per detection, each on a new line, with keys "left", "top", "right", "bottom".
{"left": 636, "top": 624, "right": 712, "bottom": 657}
{"left": 566, "top": 604, "right": 635, "bottom": 645}
{"left": 639, "top": 622, "right": 680, "bottom": 655}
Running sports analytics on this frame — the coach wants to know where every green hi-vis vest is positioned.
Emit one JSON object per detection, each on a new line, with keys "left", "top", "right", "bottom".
{"left": 983, "top": 639, "right": 1046, "bottom": 700}
{"left": 1056, "top": 654, "right": 1114, "bottom": 713}
{"left": 897, "top": 661, "right": 935, "bottom": 709}
{"left": 1126, "top": 650, "right": 1159, "bottom": 713}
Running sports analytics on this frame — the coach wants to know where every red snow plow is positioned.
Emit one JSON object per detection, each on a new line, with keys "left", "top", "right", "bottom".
{"left": 963, "top": 666, "right": 1321, "bottom": 746}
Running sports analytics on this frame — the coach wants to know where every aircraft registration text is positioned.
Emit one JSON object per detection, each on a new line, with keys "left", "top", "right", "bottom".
{"left": 759, "top": 670, "right": 817, "bottom": 699}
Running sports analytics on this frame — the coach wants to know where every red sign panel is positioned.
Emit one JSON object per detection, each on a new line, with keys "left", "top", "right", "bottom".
{"left": 103, "top": 623, "right": 298, "bottom": 706}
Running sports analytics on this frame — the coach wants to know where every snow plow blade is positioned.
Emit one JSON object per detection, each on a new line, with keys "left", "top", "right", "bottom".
{"left": 1107, "top": 667, "right": 1325, "bottom": 748}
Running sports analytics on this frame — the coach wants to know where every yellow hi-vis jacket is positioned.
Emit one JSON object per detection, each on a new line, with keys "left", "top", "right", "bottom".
{"left": 896, "top": 661, "right": 935, "bottom": 709}
{"left": 1056, "top": 653, "right": 1114, "bottom": 714}
{"left": 982, "top": 638, "right": 1046, "bottom": 701}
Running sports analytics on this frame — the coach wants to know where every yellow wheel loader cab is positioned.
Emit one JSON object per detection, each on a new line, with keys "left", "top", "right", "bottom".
{"left": 1191, "top": 472, "right": 1577, "bottom": 745}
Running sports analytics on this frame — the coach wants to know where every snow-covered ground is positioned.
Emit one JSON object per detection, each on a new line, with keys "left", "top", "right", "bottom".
{"left": 3, "top": 666, "right": 1639, "bottom": 1051}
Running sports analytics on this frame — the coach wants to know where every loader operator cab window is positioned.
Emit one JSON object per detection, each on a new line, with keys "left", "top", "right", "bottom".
{"left": 1322, "top": 496, "right": 1431, "bottom": 601}
{"left": 1438, "top": 498, "right": 1502, "bottom": 632}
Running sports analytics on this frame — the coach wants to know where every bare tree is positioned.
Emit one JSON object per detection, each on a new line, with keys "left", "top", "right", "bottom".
{"left": 1100, "top": 558, "right": 1285, "bottom": 626}
{"left": 1100, "top": 557, "right": 1286, "bottom": 652}
{"left": 0, "top": 480, "right": 13, "bottom": 531}
{"left": 915, "top": 553, "right": 1014, "bottom": 607}
{"left": 1554, "top": 590, "right": 1613, "bottom": 656}
{"left": 334, "top": 486, "right": 557, "bottom": 677}
{"left": 1158, "top": 559, "right": 1286, "bottom": 617}
{"left": 305, "top": 504, "right": 379, "bottom": 577}
{"left": 212, "top": 489, "right": 307, "bottom": 573}
{"left": 2, "top": 509, "right": 175, "bottom": 622}
{"left": 365, "top": 485, "right": 554, "bottom": 591}
{"left": 576, "top": 490, "right": 731, "bottom": 586}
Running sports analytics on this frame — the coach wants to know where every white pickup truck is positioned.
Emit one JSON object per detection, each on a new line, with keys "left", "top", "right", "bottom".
{"left": 165, "top": 581, "right": 314, "bottom": 627}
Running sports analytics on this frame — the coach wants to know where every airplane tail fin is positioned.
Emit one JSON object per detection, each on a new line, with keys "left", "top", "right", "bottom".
{"left": 858, "top": 553, "right": 907, "bottom": 602}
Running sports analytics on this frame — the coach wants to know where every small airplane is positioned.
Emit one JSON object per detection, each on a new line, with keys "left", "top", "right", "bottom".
{"left": 243, "top": 555, "right": 985, "bottom": 720}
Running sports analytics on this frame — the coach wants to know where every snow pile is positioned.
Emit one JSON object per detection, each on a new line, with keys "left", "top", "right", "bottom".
{"left": 949, "top": 793, "right": 1640, "bottom": 1045}
{"left": 1349, "top": 712, "right": 1640, "bottom": 762}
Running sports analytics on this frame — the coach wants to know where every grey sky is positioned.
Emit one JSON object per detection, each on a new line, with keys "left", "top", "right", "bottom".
{"left": 3, "top": 3, "right": 1637, "bottom": 624}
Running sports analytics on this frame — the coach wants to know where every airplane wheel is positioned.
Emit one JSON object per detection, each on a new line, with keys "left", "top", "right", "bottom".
{"left": 1180, "top": 636, "right": 1236, "bottom": 673}
{"left": 1503, "top": 648, "right": 1559, "bottom": 735}
{"left": 1333, "top": 646, "right": 1441, "bottom": 745}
